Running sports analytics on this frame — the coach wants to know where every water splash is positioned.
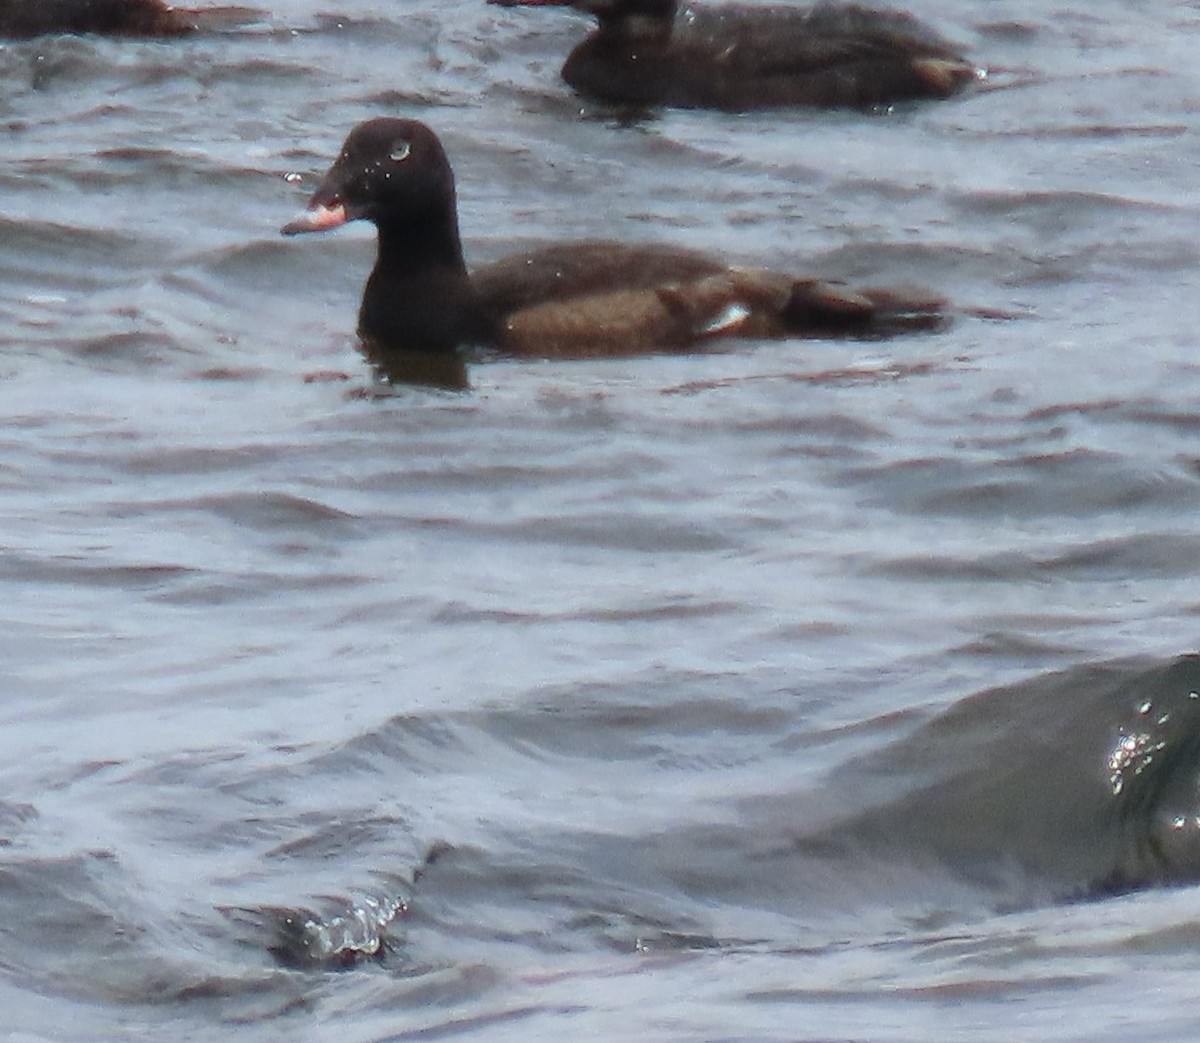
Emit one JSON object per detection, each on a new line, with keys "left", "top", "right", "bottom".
{"left": 1107, "top": 698, "right": 1169, "bottom": 796}
{"left": 266, "top": 893, "right": 408, "bottom": 969}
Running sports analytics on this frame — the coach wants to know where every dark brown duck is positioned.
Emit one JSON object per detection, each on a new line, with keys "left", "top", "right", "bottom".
{"left": 0, "top": 0, "right": 259, "bottom": 38}
{"left": 282, "top": 118, "right": 945, "bottom": 369}
{"left": 0, "top": 0, "right": 193, "bottom": 37}
{"left": 490, "top": 0, "right": 982, "bottom": 110}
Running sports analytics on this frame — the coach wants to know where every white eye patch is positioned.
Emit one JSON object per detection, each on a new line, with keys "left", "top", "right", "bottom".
{"left": 389, "top": 140, "right": 412, "bottom": 162}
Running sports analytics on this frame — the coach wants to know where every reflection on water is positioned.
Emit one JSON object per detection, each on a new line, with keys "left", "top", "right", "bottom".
{"left": 363, "top": 339, "right": 472, "bottom": 390}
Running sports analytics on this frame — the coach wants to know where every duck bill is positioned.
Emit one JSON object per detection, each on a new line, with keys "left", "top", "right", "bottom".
{"left": 281, "top": 201, "right": 349, "bottom": 236}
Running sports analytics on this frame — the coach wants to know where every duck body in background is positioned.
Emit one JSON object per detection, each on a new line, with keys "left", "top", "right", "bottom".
{"left": 491, "top": 0, "right": 982, "bottom": 110}
{"left": 0, "top": 0, "right": 192, "bottom": 37}
{"left": 0, "top": 0, "right": 259, "bottom": 38}
{"left": 282, "top": 118, "right": 944, "bottom": 381}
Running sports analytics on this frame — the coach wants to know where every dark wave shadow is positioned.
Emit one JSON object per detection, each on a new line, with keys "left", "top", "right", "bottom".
{"left": 399, "top": 653, "right": 1200, "bottom": 957}
{"left": 799, "top": 653, "right": 1200, "bottom": 903}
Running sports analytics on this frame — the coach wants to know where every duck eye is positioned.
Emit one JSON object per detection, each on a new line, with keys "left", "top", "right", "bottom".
{"left": 389, "top": 140, "right": 412, "bottom": 162}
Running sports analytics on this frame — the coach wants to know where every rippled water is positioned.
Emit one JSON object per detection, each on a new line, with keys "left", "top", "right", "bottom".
{"left": 3, "top": 1, "right": 1200, "bottom": 1039}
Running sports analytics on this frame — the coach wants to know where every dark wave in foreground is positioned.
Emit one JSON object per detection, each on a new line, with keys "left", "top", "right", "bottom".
{"left": 818, "top": 652, "right": 1200, "bottom": 900}
{"left": 280, "top": 653, "right": 1200, "bottom": 966}
{"left": 5, "top": 654, "right": 1200, "bottom": 989}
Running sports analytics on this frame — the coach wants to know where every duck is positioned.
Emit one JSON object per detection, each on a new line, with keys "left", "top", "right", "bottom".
{"left": 489, "top": 0, "right": 982, "bottom": 111}
{"left": 0, "top": 0, "right": 190, "bottom": 37}
{"left": 281, "top": 118, "right": 944, "bottom": 382}
{"left": 0, "top": 0, "right": 258, "bottom": 38}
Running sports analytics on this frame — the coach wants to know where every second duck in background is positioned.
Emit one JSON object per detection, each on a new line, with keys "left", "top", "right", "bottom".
{"left": 490, "top": 0, "right": 983, "bottom": 110}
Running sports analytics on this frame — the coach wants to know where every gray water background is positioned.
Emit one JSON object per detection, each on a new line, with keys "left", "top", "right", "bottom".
{"left": 3, "top": 0, "right": 1200, "bottom": 1039}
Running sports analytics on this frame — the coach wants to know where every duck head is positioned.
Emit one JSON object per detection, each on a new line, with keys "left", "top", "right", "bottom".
{"left": 282, "top": 118, "right": 459, "bottom": 240}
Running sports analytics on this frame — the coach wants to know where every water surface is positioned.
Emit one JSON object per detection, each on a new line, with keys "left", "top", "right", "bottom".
{"left": 3, "top": 1, "right": 1200, "bottom": 1040}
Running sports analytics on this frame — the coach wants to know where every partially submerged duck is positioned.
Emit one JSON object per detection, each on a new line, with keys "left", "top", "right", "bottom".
{"left": 490, "top": 0, "right": 982, "bottom": 110}
{"left": 282, "top": 118, "right": 945, "bottom": 382}
{"left": 0, "top": 0, "right": 257, "bottom": 39}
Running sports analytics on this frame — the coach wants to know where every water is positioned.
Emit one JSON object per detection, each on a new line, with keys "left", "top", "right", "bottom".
{"left": 2, "top": 0, "right": 1200, "bottom": 1038}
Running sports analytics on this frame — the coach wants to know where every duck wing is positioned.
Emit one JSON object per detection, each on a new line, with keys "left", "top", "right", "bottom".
{"left": 670, "top": 2, "right": 977, "bottom": 106}
{"left": 471, "top": 241, "right": 728, "bottom": 316}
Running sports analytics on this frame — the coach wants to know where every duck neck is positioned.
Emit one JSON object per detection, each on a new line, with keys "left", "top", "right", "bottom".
{"left": 374, "top": 202, "right": 468, "bottom": 281}
{"left": 361, "top": 205, "right": 492, "bottom": 353}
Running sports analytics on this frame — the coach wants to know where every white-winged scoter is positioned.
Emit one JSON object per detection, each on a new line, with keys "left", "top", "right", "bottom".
{"left": 490, "top": 0, "right": 982, "bottom": 110}
{"left": 0, "top": 0, "right": 259, "bottom": 38}
{"left": 282, "top": 118, "right": 945, "bottom": 374}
